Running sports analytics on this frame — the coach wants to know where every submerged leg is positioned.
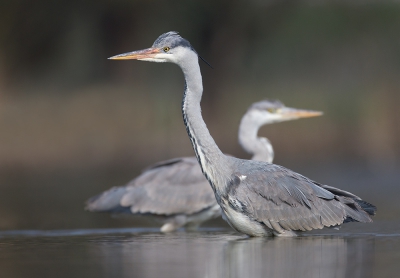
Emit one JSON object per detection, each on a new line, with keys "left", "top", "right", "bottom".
{"left": 273, "top": 230, "right": 298, "bottom": 237}
{"left": 160, "top": 223, "right": 183, "bottom": 233}
{"left": 160, "top": 215, "right": 187, "bottom": 233}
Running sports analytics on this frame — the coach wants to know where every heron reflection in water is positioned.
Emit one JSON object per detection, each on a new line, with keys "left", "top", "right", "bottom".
{"left": 86, "top": 99, "right": 322, "bottom": 232}
{"left": 92, "top": 234, "right": 374, "bottom": 278}
{"left": 100, "top": 31, "right": 376, "bottom": 236}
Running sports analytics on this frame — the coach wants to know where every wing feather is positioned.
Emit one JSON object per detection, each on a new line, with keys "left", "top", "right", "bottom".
{"left": 121, "top": 157, "right": 217, "bottom": 215}
{"left": 229, "top": 162, "right": 372, "bottom": 234}
{"left": 86, "top": 157, "right": 217, "bottom": 216}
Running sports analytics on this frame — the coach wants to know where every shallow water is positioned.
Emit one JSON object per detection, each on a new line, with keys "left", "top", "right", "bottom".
{"left": 0, "top": 221, "right": 399, "bottom": 278}
{"left": 0, "top": 164, "right": 398, "bottom": 277}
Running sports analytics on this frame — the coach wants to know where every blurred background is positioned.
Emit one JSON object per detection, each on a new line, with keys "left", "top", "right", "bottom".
{"left": 0, "top": 0, "right": 398, "bottom": 230}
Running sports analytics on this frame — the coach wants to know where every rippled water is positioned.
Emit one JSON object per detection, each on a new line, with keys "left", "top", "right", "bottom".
{"left": 0, "top": 221, "right": 399, "bottom": 278}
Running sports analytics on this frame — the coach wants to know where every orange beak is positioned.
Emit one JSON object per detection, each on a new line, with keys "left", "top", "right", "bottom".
{"left": 108, "top": 48, "right": 161, "bottom": 60}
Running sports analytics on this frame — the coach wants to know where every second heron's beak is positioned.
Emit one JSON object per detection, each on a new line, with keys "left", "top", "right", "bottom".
{"left": 108, "top": 48, "right": 161, "bottom": 60}
{"left": 279, "top": 107, "right": 323, "bottom": 119}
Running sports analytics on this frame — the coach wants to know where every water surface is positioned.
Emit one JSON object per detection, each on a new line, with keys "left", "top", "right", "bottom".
{"left": 0, "top": 221, "right": 399, "bottom": 278}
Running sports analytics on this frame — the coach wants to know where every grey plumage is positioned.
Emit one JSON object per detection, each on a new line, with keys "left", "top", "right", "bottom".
{"left": 86, "top": 98, "right": 319, "bottom": 232}
{"left": 121, "top": 157, "right": 215, "bottom": 215}
{"left": 224, "top": 162, "right": 373, "bottom": 234}
{"left": 86, "top": 157, "right": 217, "bottom": 232}
{"left": 106, "top": 31, "right": 376, "bottom": 236}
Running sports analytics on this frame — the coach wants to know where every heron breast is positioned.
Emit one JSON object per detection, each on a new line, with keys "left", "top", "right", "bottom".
{"left": 222, "top": 199, "right": 271, "bottom": 236}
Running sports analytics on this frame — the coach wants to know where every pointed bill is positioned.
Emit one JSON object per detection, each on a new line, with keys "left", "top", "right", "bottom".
{"left": 279, "top": 107, "right": 323, "bottom": 119}
{"left": 108, "top": 48, "right": 161, "bottom": 60}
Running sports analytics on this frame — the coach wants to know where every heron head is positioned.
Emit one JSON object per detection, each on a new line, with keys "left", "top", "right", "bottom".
{"left": 247, "top": 99, "right": 323, "bottom": 125}
{"left": 108, "top": 31, "right": 197, "bottom": 64}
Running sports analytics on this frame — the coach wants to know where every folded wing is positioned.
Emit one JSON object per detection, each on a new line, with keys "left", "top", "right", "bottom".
{"left": 229, "top": 163, "right": 374, "bottom": 233}
{"left": 86, "top": 157, "right": 217, "bottom": 216}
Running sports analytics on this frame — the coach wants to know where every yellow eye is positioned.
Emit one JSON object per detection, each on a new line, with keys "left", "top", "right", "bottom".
{"left": 163, "top": 47, "right": 170, "bottom": 52}
{"left": 267, "top": 108, "right": 277, "bottom": 113}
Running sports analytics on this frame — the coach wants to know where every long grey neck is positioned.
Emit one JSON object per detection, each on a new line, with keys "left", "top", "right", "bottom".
{"left": 180, "top": 53, "right": 229, "bottom": 189}
{"left": 238, "top": 112, "right": 274, "bottom": 163}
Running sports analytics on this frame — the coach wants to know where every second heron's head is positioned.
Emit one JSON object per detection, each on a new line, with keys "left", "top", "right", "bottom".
{"left": 245, "top": 99, "right": 323, "bottom": 126}
{"left": 108, "top": 31, "right": 197, "bottom": 65}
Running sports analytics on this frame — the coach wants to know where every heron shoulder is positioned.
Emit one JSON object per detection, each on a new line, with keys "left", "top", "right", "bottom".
{"left": 140, "top": 156, "right": 198, "bottom": 173}
{"left": 127, "top": 156, "right": 203, "bottom": 188}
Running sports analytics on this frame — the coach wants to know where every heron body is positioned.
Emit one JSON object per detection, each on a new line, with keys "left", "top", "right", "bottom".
{"left": 86, "top": 99, "right": 321, "bottom": 232}
{"left": 87, "top": 157, "right": 219, "bottom": 232}
{"left": 107, "top": 32, "right": 376, "bottom": 236}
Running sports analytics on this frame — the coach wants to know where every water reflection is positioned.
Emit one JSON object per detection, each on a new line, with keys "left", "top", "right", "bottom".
{"left": 91, "top": 232, "right": 375, "bottom": 278}
{"left": 218, "top": 236, "right": 374, "bottom": 278}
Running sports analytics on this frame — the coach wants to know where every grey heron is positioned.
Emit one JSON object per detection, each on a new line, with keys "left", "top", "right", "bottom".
{"left": 106, "top": 31, "right": 376, "bottom": 236}
{"left": 86, "top": 99, "right": 322, "bottom": 232}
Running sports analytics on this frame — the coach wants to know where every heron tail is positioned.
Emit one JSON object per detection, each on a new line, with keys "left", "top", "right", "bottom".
{"left": 85, "top": 186, "right": 130, "bottom": 213}
{"left": 355, "top": 199, "right": 377, "bottom": 216}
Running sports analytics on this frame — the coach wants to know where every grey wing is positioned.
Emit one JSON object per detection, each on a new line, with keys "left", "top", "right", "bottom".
{"left": 85, "top": 186, "right": 131, "bottom": 213}
{"left": 120, "top": 157, "right": 217, "bottom": 215}
{"left": 317, "top": 183, "right": 376, "bottom": 216}
{"left": 230, "top": 163, "right": 373, "bottom": 233}
{"left": 86, "top": 157, "right": 216, "bottom": 216}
